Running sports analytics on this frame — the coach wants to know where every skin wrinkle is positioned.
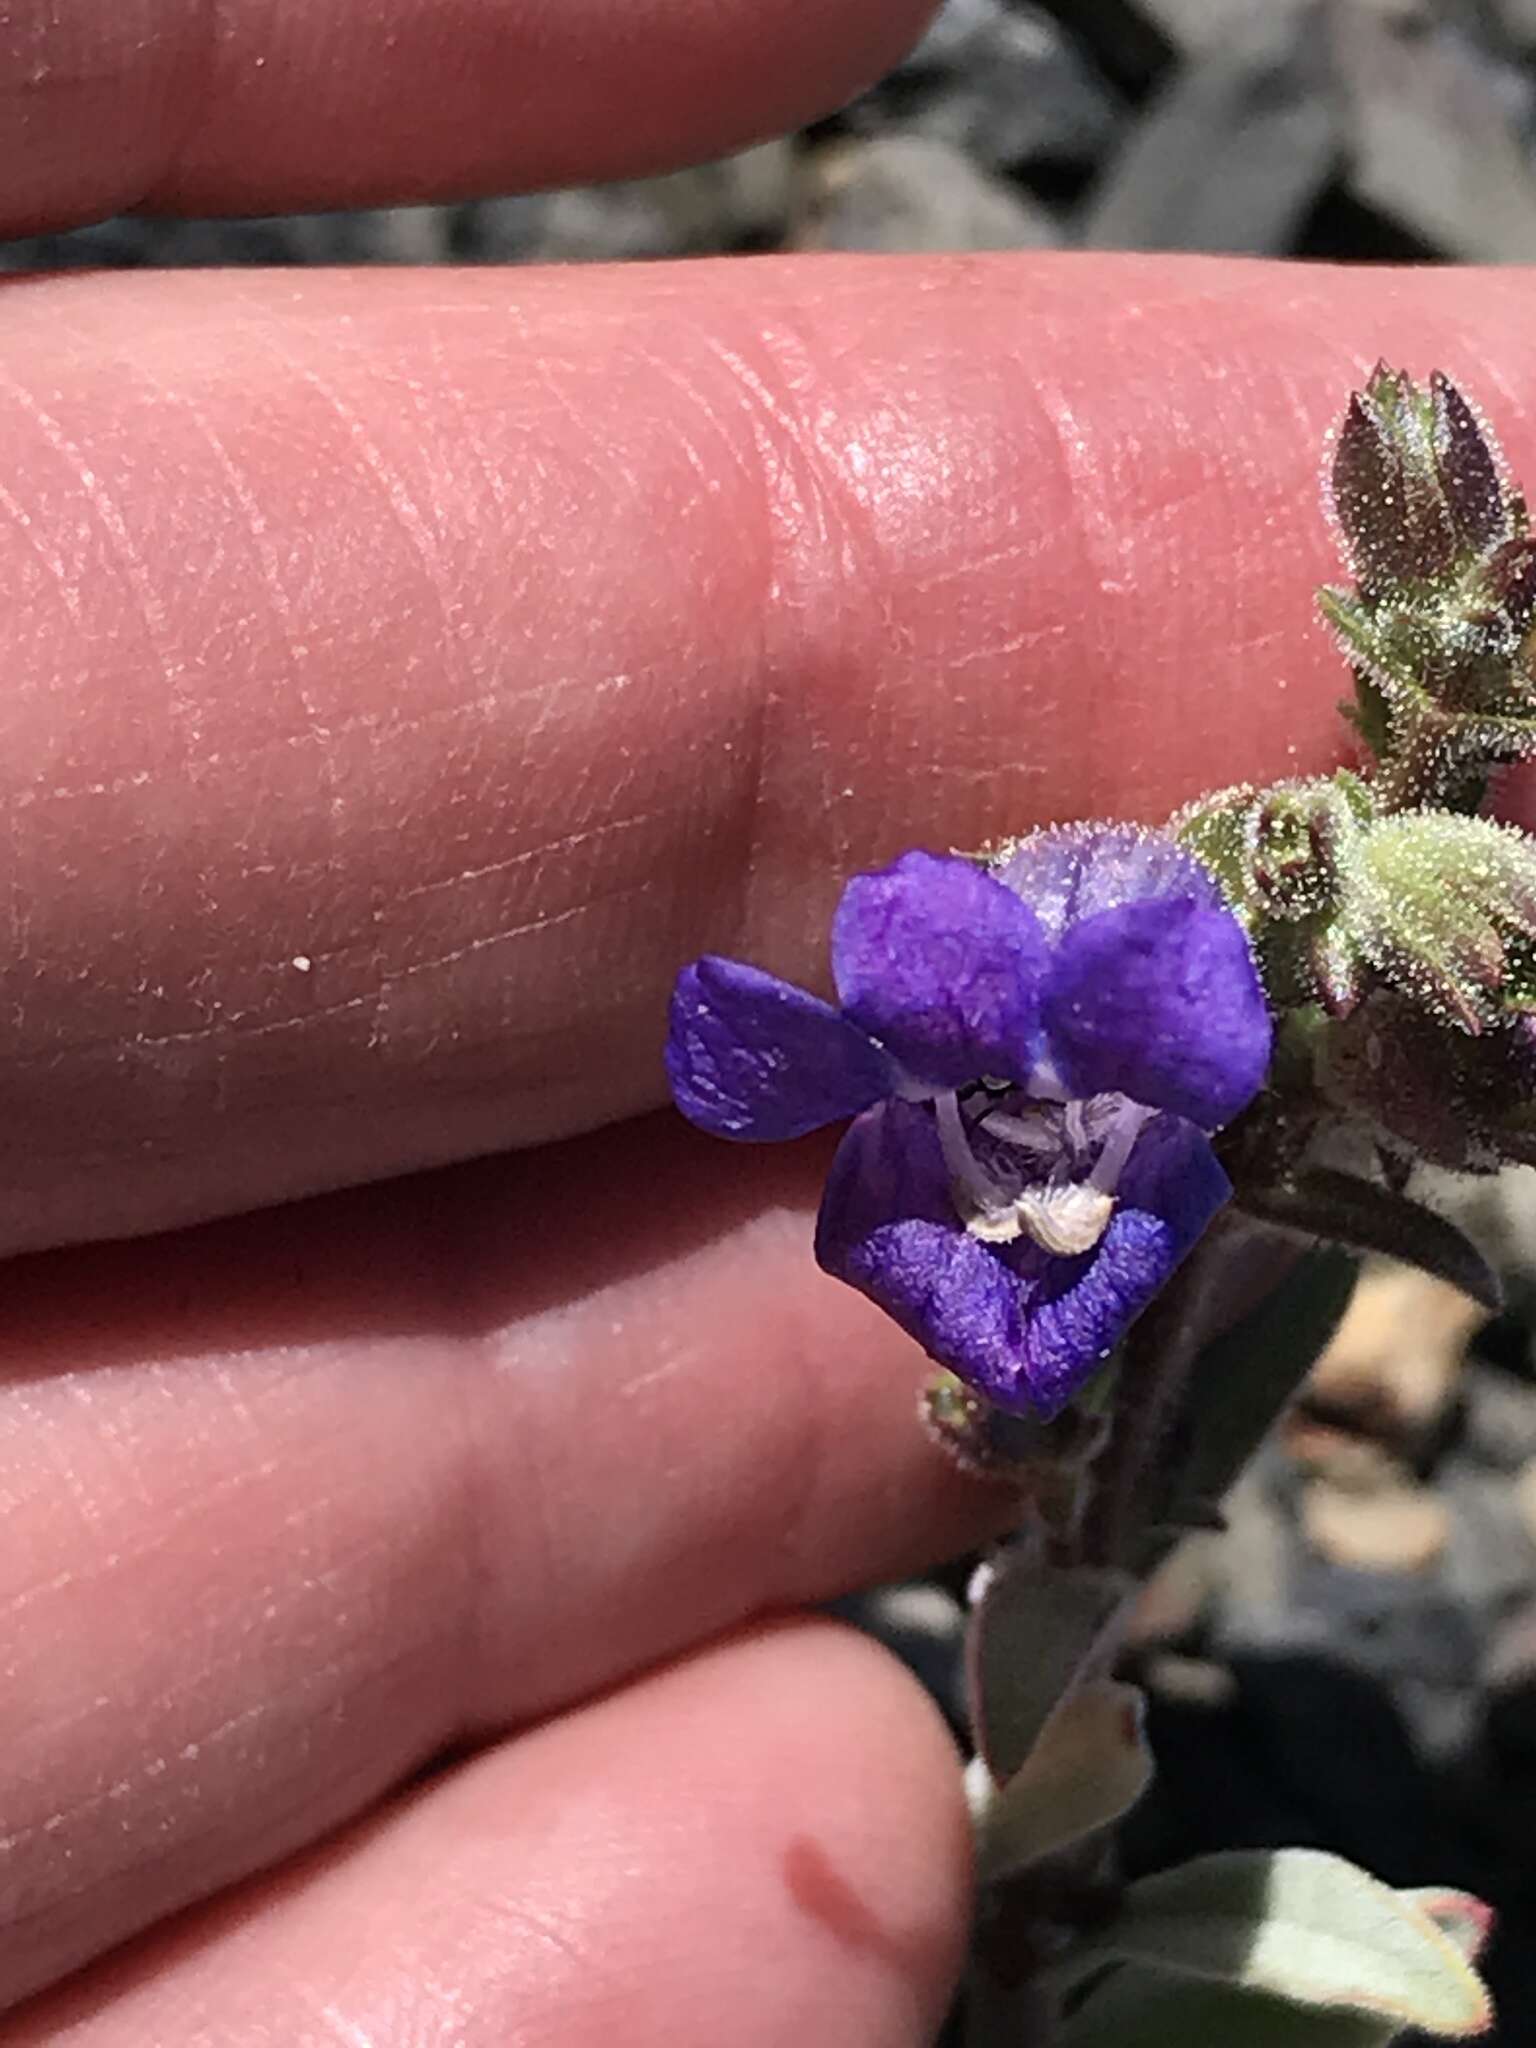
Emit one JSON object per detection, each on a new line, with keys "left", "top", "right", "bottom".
{"left": 42, "top": 816, "right": 666, "bottom": 1062}
{"left": 725, "top": 317, "right": 908, "bottom": 934}
{"left": 0, "top": 366, "right": 172, "bottom": 713}
{"left": 275, "top": 356, "right": 481, "bottom": 707}
{"left": 1, "top": 1655, "right": 397, "bottom": 1952}
{"left": 622, "top": 325, "right": 778, "bottom": 970}
{"left": 0, "top": 1562, "right": 455, "bottom": 1976}
{"left": 127, "top": 362, "right": 336, "bottom": 868}
{"left": 0, "top": 1114, "right": 979, "bottom": 2009}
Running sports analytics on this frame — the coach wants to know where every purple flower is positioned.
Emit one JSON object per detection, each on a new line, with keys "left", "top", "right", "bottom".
{"left": 666, "top": 828, "right": 1272, "bottom": 1419}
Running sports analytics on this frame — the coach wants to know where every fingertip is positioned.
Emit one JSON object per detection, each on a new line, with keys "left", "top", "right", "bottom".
{"left": 10, "top": 1620, "right": 976, "bottom": 2048}
{"left": 13, "top": 0, "right": 943, "bottom": 229}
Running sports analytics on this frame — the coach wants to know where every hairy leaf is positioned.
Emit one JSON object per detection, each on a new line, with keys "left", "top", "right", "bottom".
{"left": 1239, "top": 1170, "right": 1502, "bottom": 1312}
{"left": 1060, "top": 1966, "right": 1395, "bottom": 2048}
{"left": 1057, "top": 1849, "right": 1492, "bottom": 2038}
{"left": 966, "top": 1553, "right": 1131, "bottom": 1784}
{"left": 971, "top": 1681, "right": 1151, "bottom": 1884}
{"left": 1147, "top": 1247, "right": 1357, "bottom": 1567}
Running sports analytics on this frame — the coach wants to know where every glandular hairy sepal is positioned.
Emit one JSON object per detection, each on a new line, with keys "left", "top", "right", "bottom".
{"left": 1177, "top": 773, "right": 1371, "bottom": 929}
{"left": 1332, "top": 376, "right": 1455, "bottom": 591}
{"left": 1331, "top": 365, "right": 1522, "bottom": 588}
{"left": 1336, "top": 810, "right": 1536, "bottom": 1032}
{"left": 1170, "top": 784, "right": 1259, "bottom": 919}
{"left": 921, "top": 1372, "right": 1109, "bottom": 1504}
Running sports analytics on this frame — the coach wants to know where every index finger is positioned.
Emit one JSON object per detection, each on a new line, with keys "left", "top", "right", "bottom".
{"left": 2, "top": 252, "right": 1524, "bottom": 1257}
{"left": 6, "top": 0, "right": 937, "bottom": 231}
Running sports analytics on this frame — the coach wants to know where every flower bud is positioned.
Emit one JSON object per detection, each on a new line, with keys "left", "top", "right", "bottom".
{"left": 1330, "top": 366, "right": 1519, "bottom": 589}
{"left": 1336, "top": 811, "right": 1536, "bottom": 1032}
{"left": 1176, "top": 775, "right": 1376, "bottom": 1013}
{"left": 1320, "top": 367, "right": 1536, "bottom": 786}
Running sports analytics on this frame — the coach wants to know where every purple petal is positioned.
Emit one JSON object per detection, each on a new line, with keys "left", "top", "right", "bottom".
{"left": 814, "top": 1102, "right": 1230, "bottom": 1420}
{"left": 1043, "top": 898, "right": 1271, "bottom": 1128}
{"left": 831, "top": 851, "right": 1047, "bottom": 1088}
{"left": 666, "top": 957, "right": 895, "bottom": 1141}
{"left": 992, "top": 824, "right": 1225, "bottom": 945}
{"left": 1001, "top": 1117, "right": 1231, "bottom": 1416}
{"left": 815, "top": 1099, "right": 1037, "bottom": 1395}
{"left": 1115, "top": 1110, "right": 1234, "bottom": 1248}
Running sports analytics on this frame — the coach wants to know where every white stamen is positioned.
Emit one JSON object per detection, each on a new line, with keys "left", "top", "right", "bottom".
{"left": 935, "top": 1091, "right": 1013, "bottom": 1223}
{"left": 1012, "top": 1182, "right": 1117, "bottom": 1255}
{"left": 980, "top": 1109, "right": 1060, "bottom": 1154}
{"left": 1087, "top": 1102, "right": 1155, "bottom": 1194}
{"left": 937, "top": 1084, "right": 1156, "bottom": 1256}
{"left": 1065, "top": 1099, "right": 1089, "bottom": 1157}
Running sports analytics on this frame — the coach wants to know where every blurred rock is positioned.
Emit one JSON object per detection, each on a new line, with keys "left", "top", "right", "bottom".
{"left": 1462, "top": 1362, "right": 1536, "bottom": 1472}
{"left": 1282, "top": 1418, "right": 1403, "bottom": 1490}
{"left": 1128, "top": 1531, "right": 1222, "bottom": 1645}
{"left": 1424, "top": 1163, "right": 1536, "bottom": 1282}
{"left": 1293, "top": 1256, "right": 1487, "bottom": 1462}
{"left": 1302, "top": 1477, "right": 1452, "bottom": 1572}
{"left": 1513, "top": 1459, "right": 1536, "bottom": 1549}
{"left": 1334, "top": 5, "right": 1536, "bottom": 259}
{"left": 795, "top": 137, "right": 1061, "bottom": 252}
{"left": 1438, "top": 1461, "right": 1536, "bottom": 1617}
{"left": 1495, "top": 0, "right": 1536, "bottom": 54}
{"left": 462, "top": 142, "right": 794, "bottom": 262}
{"left": 846, "top": 0, "right": 1122, "bottom": 171}
{"left": 1081, "top": 0, "right": 1340, "bottom": 252}
{"left": 1142, "top": 1651, "right": 1238, "bottom": 1709}
{"left": 1036, "top": 0, "right": 1173, "bottom": 93}
{"left": 1135, "top": 0, "right": 1300, "bottom": 56}
{"left": 0, "top": 207, "right": 453, "bottom": 270}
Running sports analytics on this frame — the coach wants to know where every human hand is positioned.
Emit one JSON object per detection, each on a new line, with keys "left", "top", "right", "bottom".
{"left": 5, "top": 2, "right": 1535, "bottom": 2038}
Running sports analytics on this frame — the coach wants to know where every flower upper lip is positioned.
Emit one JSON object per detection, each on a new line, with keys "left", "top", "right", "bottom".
{"left": 667, "top": 833, "right": 1271, "bottom": 1143}
{"left": 664, "top": 829, "right": 1272, "bottom": 1418}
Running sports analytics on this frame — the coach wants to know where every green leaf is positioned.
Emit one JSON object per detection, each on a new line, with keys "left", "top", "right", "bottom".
{"left": 1057, "top": 1849, "right": 1492, "bottom": 2039}
{"left": 1239, "top": 1170, "right": 1503, "bottom": 1314}
{"left": 1145, "top": 1248, "right": 1357, "bottom": 1571}
{"left": 966, "top": 1556, "right": 1131, "bottom": 1784}
{"left": 1060, "top": 1966, "right": 1395, "bottom": 2048}
{"left": 972, "top": 1681, "right": 1152, "bottom": 1884}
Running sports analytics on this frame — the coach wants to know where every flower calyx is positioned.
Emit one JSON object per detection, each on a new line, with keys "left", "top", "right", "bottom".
{"left": 1334, "top": 809, "right": 1536, "bottom": 1034}
{"left": 1175, "top": 772, "right": 1375, "bottom": 1014}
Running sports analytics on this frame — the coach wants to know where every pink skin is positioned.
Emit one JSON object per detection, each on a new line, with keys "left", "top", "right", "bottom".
{"left": 18, "top": 252, "right": 1534, "bottom": 1257}
{"left": 2, "top": 0, "right": 940, "bottom": 228}
{"left": 0, "top": 3, "right": 1532, "bottom": 2036}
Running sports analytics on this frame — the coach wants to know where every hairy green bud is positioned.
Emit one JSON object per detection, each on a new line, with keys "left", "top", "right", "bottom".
{"left": 1337, "top": 810, "right": 1536, "bottom": 1032}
